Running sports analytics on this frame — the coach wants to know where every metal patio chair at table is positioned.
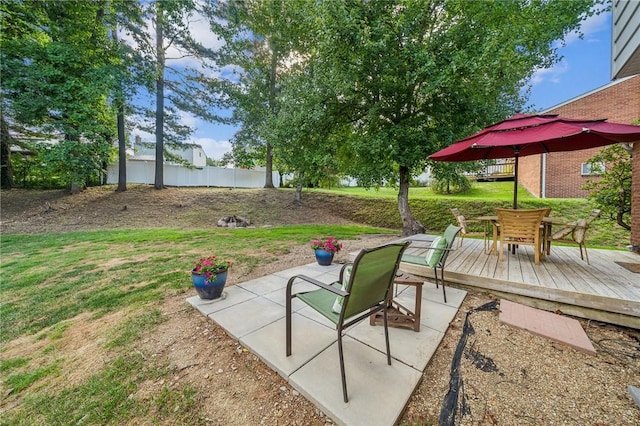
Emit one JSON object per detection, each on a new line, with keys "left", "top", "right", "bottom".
{"left": 496, "top": 208, "right": 548, "bottom": 265}
{"left": 400, "top": 224, "right": 462, "bottom": 303}
{"left": 285, "top": 241, "right": 410, "bottom": 403}
{"left": 550, "top": 209, "right": 601, "bottom": 264}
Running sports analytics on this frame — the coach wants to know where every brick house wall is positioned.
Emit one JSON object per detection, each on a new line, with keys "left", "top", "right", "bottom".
{"left": 518, "top": 74, "right": 639, "bottom": 250}
{"left": 633, "top": 142, "right": 640, "bottom": 252}
{"left": 520, "top": 147, "right": 606, "bottom": 199}
{"left": 520, "top": 76, "right": 640, "bottom": 198}
{"left": 518, "top": 155, "right": 542, "bottom": 197}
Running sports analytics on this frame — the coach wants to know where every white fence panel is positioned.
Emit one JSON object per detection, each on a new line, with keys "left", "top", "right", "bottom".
{"left": 106, "top": 161, "right": 279, "bottom": 188}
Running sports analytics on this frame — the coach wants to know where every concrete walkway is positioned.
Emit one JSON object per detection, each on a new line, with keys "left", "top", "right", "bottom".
{"left": 187, "top": 262, "right": 467, "bottom": 426}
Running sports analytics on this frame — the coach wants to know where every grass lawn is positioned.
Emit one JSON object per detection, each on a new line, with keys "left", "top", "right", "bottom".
{"left": 0, "top": 224, "right": 393, "bottom": 424}
{"left": 312, "top": 181, "right": 630, "bottom": 249}
{"left": 0, "top": 182, "right": 631, "bottom": 424}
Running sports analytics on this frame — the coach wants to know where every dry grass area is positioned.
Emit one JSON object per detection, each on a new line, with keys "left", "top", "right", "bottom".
{"left": 1, "top": 185, "right": 639, "bottom": 425}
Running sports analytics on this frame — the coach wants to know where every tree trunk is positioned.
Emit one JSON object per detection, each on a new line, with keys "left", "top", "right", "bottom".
{"left": 295, "top": 181, "right": 303, "bottom": 205}
{"left": 154, "top": 5, "right": 165, "bottom": 190}
{"left": 113, "top": 25, "right": 126, "bottom": 192}
{"left": 264, "top": 40, "right": 277, "bottom": 189}
{"left": 398, "top": 165, "right": 425, "bottom": 236}
{"left": 0, "top": 115, "right": 14, "bottom": 189}
{"left": 116, "top": 104, "right": 127, "bottom": 191}
{"left": 264, "top": 142, "right": 274, "bottom": 188}
{"left": 617, "top": 188, "right": 631, "bottom": 230}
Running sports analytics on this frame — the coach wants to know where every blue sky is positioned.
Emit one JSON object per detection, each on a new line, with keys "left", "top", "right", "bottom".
{"left": 524, "top": 7, "right": 612, "bottom": 112}
{"left": 140, "top": 7, "right": 614, "bottom": 160}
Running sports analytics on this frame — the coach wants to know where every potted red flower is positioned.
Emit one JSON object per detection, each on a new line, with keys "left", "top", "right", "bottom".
{"left": 310, "top": 237, "right": 343, "bottom": 265}
{"left": 191, "top": 255, "right": 233, "bottom": 299}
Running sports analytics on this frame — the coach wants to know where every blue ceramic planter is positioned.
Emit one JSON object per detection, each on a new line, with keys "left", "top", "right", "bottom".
{"left": 192, "top": 270, "right": 228, "bottom": 299}
{"left": 314, "top": 249, "right": 334, "bottom": 266}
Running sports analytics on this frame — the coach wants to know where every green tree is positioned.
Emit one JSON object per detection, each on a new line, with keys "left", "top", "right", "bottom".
{"left": 296, "top": 0, "right": 598, "bottom": 235}
{"left": 430, "top": 162, "right": 475, "bottom": 194}
{"left": 1, "top": 0, "right": 117, "bottom": 189}
{"left": 204, "top": 0, "right": 309, "bottom": 189}
{"left": 0, "top": 114, "right": 15, "bottom": 189}
{"left": 583, "top": 143, "right": 633, "bottom": 230}
{"left": 123, "top": 0, "right": 223, "bottom": 189}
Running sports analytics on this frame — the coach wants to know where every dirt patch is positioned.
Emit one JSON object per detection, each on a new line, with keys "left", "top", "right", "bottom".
{"left": 0, "top": 185, "right": 362, "bottom": 235}
{"left": 1, "top": 185, "right": 639, "bottom": 425}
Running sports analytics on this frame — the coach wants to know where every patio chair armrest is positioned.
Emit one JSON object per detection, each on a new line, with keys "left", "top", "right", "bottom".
{"left": 423, "top": 246, "right": 456, "bottom": 252}
{"left": 464, "top": 218, "right": 482, "bottom": 224}
{"left": 286, "top": 274, "right": 348, "bottom": 298}
{"left": 401, "top": 254, "right": 428, "bottom": 266}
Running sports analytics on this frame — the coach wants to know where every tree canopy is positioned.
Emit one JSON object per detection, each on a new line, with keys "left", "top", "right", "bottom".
{"left": 213, "top": 0, "right": 599, "bottom": 234}
{"left": 2, "top": 0, "right": 603, "bottom": 234}
{"left": 1, "top": 0, "right": 117, "bottom": 188}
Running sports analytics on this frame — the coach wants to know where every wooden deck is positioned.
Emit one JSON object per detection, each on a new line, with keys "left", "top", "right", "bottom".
{"left": 399, "top": 234, "right": 640, "bottom": 329}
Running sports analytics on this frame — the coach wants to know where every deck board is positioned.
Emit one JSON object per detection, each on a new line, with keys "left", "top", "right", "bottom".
{"left": 398, "top": 235, "right": 640, "bottom": 329}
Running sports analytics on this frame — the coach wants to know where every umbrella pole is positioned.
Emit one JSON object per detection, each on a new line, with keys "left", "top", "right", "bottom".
{"left": 512, "top": 151, "right": 520, "bottom": 254}
{"left": 513, "top": 151, "right": 519, "bottom": 209}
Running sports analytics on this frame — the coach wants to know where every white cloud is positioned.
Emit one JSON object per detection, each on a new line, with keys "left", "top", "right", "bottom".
{"left": 166, "top": 10, "right": 224, "bottom": 68}
{"left": 178, "top": 110, "right": 199, "bottom": 129}
{"left": 530, "top": 59, "right": 569, "bottom": 85}
{"left": 528, "top": 7, "right": 610, "bottom": 88}
{"left": 118, "top": 5, "right": 223, "bottom": 70}
{"left": 564, "top": 8, "right": 610, "bottom": 45}
{"left": 194, "top": 137, "right": 232, "bottom": 160}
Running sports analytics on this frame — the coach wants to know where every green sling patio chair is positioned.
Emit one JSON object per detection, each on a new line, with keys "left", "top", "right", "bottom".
{"left": 285, "top": 241, "right": 410, "bottom": 403}
{"left": 399, "top": 224, "right": 462, "bottom": 303}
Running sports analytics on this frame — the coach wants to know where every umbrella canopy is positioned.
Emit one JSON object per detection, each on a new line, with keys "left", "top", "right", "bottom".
{"left": 430, "top": 113, "right": 640, "bottom": 208}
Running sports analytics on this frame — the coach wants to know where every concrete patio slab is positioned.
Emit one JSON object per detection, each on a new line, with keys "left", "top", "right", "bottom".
{"left": 346, "top": 318, "right": 443, "bottom": 371}
{"left": 346, "top": 285, "right": 465, "bottom": 370}
{"left": 241, "top": 314, "right": 336, "bottom": 377}
{"left": 289, "top": 336, "right": 424, "bottom": 426}
{"left": 186, "top": 286, "right": 257, "bottom": 316}
{"left": 187, "top": 262, "right": 467, "bottom": 426}
{"left": 208, "top": 294, "right": 284, "bottom": 338}
{"left": 237, "top": 273, "right": 289, "bottom": 295}
{"left": 393, "top": 289, "right": 463, "bottom": 334}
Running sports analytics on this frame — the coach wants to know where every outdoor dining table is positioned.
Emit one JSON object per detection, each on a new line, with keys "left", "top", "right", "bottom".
{"left": 475, "top": 214, "right": 569, "bottom": 257}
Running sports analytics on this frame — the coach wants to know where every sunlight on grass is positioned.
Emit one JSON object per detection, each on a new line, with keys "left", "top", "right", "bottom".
{"left": 311, "top": 181, "right": 537, "bottom": 201}
{"left": 0, "top": 225, "right": 393, "bottom": 343}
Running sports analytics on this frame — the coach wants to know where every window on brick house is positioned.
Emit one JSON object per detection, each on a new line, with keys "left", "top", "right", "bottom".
{"left": 581, "top": 161, "right": 605, "bottom": 176}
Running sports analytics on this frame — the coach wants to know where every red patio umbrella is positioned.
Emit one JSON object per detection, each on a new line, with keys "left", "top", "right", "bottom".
{"left": 429, "top": 113, "right": 640, "bottom": 208}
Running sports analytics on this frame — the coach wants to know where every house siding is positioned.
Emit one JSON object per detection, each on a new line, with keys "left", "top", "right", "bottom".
{"left": 518, "top": 75, "right": 639, "bottom": 250}
{"left": 612, "top": 0, "right": 640, "bottom": 78}
{"left": 520, "top": 75, "right": 640, "bottom": 199}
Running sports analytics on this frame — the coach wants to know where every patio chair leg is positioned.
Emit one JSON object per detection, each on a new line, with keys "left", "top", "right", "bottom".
{"left": 383, "top": 305, "right": 391, "bottom": 365}
{"left": 582, "top": 244, "right": 590, "bottom": 265}
{"left": 433, "top": 266, "right": 447, "bottom": 303}
{"left": 286, "top": 277, "right": 295, "bottom": 357}
{"left": 439, "top": 266, "right": 447, "bottom": 304}
{"left": 338, "top": 332, "right": 348, "bottom": 403}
